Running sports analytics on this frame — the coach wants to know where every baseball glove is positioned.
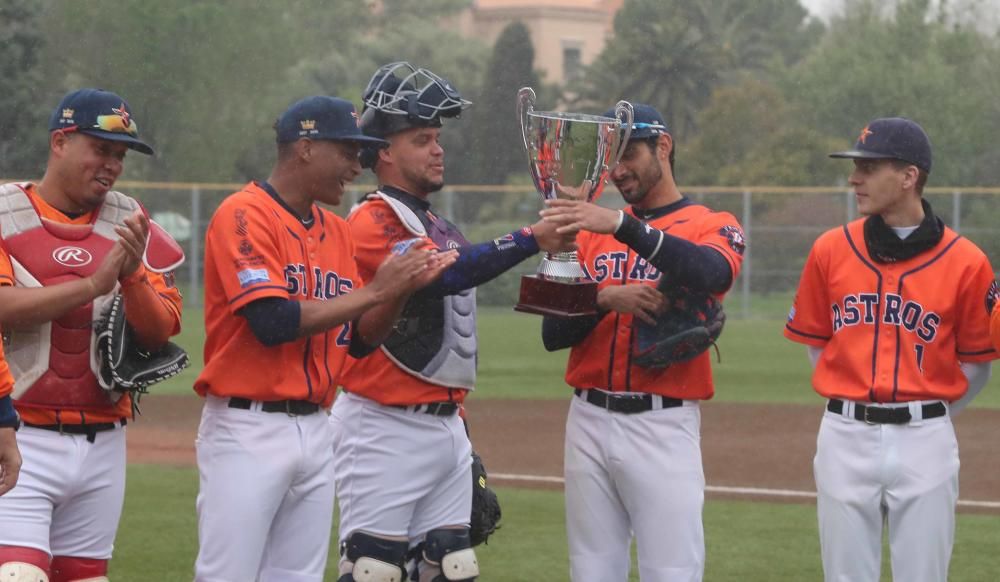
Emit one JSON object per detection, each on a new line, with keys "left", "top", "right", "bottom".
{"left": 632, "top": 286, "right": 725, "bottom": 369}
{"left": 469, "top": 451, "right": 501, "bottom": 546}
{"left": 96, "top": 294, "right": 189, "bottom": 396}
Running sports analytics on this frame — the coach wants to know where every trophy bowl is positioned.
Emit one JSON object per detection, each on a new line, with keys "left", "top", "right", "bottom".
{"left": 514, "top": 87, "right": 633, "bottom": 317}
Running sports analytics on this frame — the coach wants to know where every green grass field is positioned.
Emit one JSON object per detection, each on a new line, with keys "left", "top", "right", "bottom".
{"left": 160, "top": 307, "right": 1000, "bottom": 409}
{"left": 111, "top": 465, "right": 1000, "bottom": 581}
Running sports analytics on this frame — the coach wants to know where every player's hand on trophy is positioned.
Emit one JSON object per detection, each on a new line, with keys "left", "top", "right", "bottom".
{"left": 115, "top": 211, "right": 151, "bottom": 278}
{"left": 531, "top": 218, "right": 577, "bottom": 254}
{"left": 597, "top": 285, "right": 667, "bottom": 325}
{"left": 540, "top": 198, "right": 621, "bottom": 235}
{"left": 0, "top": 427, "right": 22, "bottom": 497}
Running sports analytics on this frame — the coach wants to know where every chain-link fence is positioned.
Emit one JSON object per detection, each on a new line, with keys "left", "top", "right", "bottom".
{"left": 12, "top": 180, "right": 1000, "bottom": 318}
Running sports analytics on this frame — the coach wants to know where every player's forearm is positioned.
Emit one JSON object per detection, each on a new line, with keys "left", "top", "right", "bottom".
{"left": 355, "top": 293, "right": 409, "bottom": 347}
{"left": 0, "top": 279, "right": 101, "bottom": 327}
{"left": 542, "top": 314, "right": 601, "bottom": 351}
{"left": 121, "top": 271, "right": 181, "bottom": 350}
{"left": 614, "top": 214, "right": 732, "bottom": 293}
{"left": 419, "top": 231, "right": 539, "bottom": 297}
{"left": 297, "top": 287, "right": 384, "bottom": 338}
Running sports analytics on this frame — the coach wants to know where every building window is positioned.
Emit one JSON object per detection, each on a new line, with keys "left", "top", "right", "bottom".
{"left": 563, "top": 45, "right": 582, "bottom": 82}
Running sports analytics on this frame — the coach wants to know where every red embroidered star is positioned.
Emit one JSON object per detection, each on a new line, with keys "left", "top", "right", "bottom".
{"left": 111, "top": 103, "right": 131, "bottom": 128}
{"left": 858, "top": 125, "right": 873, "bottom": 144}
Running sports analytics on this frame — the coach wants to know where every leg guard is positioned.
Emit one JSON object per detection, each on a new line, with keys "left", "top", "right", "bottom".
{"left": 49, "top": 557, "right": 108, "bottom": 582}
{"left": 0, "top": 546, "right": 51, "bottom": 581}
{"left": 422, "top": 529, "right": 478, "bottom": 582}
{"left": 338, "top": 532, "right": 409, "bottom": 582}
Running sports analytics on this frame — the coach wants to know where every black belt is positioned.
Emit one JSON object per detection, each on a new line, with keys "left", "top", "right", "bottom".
{"left": 574, "top": 389, "right": 683, "bottom": 414}
{"left": 392, "top": 402, "right": 459, "bottom": 416}
{"left": 827, "top": 399, "right": 947, "bottom": 424}
{"left": 24, "top": 419, "right": 127, "bottom": 443}
{"left": 228, "top": 397, "right": 320, "bottom": 416}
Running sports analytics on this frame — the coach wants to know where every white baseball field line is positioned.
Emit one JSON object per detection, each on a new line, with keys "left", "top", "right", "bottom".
{"left": 491, "top": 473, "right": 1000, "bottom": 509}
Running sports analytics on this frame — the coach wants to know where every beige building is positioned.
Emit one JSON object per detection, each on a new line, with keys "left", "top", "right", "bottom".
{"left": 457, "top": 0, "right": 622, "bottom": 86}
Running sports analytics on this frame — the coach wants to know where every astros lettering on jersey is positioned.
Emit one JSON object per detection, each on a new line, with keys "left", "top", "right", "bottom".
{"left": 568, "top": 202, "right": 745, "bottom": 398}
{"left": 785, "top": 219, "right": 996, "bottom": 402}
{"left": 196, "top": 181, "right": 360, "bottom": 407}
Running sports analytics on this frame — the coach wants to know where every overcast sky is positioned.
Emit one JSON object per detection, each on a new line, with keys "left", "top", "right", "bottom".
{"left": 798, "top": 0, "right": 1000, "bottom": 28}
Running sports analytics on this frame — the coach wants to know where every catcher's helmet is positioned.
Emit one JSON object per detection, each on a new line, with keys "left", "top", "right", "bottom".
{"left": 359, "top": 62, "right": 471, "bottom": 168}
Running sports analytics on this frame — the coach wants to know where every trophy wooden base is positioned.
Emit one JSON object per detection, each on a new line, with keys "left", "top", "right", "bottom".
{"left": 514, "top": 274, "right": 598, "bottom": 317}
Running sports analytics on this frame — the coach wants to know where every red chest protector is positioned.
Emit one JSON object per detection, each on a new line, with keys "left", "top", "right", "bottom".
{"left": 0, "top": 183, "right": 170, "bottom": 411}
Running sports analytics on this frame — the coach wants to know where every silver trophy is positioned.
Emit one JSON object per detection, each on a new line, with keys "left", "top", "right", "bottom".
{"left": 514, "top": 87, "right": 633, "bottom": 317}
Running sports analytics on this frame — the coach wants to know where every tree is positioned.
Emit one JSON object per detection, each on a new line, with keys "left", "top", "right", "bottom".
{"left": 572, "top": 0, "right": 820, "bottom": 140}
{"left": 684, "top": 79, "right": 843, "bottom": 187}
{"left": 465, "top": 21, "right": 544, "bottom": 186}
{"left": 786, "top": 0, "right": 1000, "bottom": 186}
{"left": 0, "top": 0, "right": 46, "bottom": 178}
{"left": 36, "top": 0, "right": 370, "bottom": 182}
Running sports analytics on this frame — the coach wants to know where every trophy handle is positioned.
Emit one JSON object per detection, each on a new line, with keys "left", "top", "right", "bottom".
{"left": 517, "top": 87, "right": 536, "bottom": 150}
{"left": 610, "top": 100, "right": 634, "bottom": 170}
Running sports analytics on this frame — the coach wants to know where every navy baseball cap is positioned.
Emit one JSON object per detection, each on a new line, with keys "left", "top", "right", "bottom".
{"left": 830, "top": 117, "right": 932, "bottom": 173}
{"left": 49, "top": 88, "right": 154, "bottom": 155}
{"left": 275, "top": 96, "right": 388, "bottom": 145}
{"left": 603, "top": 103, "right": 670, "bottom": 140}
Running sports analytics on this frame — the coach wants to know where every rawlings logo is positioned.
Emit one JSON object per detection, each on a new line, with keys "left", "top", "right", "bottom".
{"left": 52, "top": 246, "right": 93, "bottom": 267}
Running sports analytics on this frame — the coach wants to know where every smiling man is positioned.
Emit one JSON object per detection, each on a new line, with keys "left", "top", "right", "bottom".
{"left": 0, "top": 88, "right": 183, "bottom": 582}
{"left": 192, "top": 95, "right": 456, "bottom": 582}
{"left": 785, "top": 117, "right": 997, "bottom": 582}
{"left": 330, "top": 63, "right": 573, "bottom": 582}
{"left": 538, "top": 103, "right": 745, "bottom": 582}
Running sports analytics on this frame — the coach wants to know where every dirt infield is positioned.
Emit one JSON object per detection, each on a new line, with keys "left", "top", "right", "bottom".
{"left": 128, "top": 395, "right": 1000, "bottom": 512}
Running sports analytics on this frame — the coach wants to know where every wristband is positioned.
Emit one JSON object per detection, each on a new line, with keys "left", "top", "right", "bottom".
{"left": 614, "top": 210, "right": 626, "bottom": 233}
{"left": 0, "top": 395, "right": 19, "bottom": 431}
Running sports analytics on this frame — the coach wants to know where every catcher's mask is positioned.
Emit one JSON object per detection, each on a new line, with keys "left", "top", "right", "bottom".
{"left": 359, "top": 61, "right": 471, "bottom": 168}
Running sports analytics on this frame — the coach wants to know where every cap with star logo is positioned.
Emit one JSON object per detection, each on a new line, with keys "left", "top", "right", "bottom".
{"left": 48, "top": 88, "right": 154, "bottom": 155}
{"left": 829, "top": 117, "right": 932, "bottom": 173}
{"left": 275, "top": 96, "right": 388, "bottom": 146}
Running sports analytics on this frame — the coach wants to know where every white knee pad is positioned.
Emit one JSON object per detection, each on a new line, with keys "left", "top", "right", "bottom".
{"left": 352, "top": 556, "right": 405, "bottom": 582}
{"left": 0, "top": 562, "right": 50, "bottom": 582}
{"left": 439, "top": 548, "right": 479, "bottom": 581}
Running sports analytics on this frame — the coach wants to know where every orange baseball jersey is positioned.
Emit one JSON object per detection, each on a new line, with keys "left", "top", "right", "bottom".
{"left": 340, "top": 197, "right": 464, "bottom": 405}
{"left": 195, "top": 181, "right": 361, "bottom": 407}
{"left": 565, "top": 202, "right": 745, "bottom": 399}
{"left": 785, "top": 219, "right": 997, "bottom": 403}
{"left": 0, "top": 184, "right": 182, "bottom": 425}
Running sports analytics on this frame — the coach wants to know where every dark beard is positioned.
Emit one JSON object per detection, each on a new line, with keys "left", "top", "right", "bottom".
{"left": 620, "top": 162, "right": 663, "bottom": 205}
{"left": 418, "top": 178, "right": 444, "bottom": 195}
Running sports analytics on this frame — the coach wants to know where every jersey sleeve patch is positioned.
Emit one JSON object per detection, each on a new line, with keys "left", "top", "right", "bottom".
{"left": 237, "top": 268, "right": 271, "bottom": 288}
{"left": 985, "top": 279, "right": 999, "bottom": 315}
{"left": 719, "top": 225, "right": 746, "bottom": 256}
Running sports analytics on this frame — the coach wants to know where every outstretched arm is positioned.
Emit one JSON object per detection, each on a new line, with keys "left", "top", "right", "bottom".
{"left": 419, "top": 220, "right": 575, "bottom": 297}
{"left": 540, "top": 200, "right": 732, "bottom": 294}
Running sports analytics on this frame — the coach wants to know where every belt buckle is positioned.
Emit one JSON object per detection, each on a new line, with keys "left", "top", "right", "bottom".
{"left": 863, "top": 405, "right": 877, "bottom": 425}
